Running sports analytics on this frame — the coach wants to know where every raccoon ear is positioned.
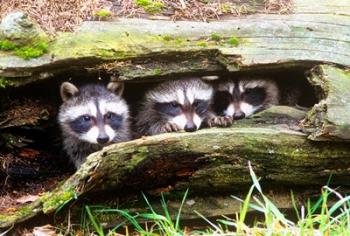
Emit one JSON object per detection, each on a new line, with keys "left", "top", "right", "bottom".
{"left": 60, "top": 82, "right": 79, "bottom": 102}
{"left": 107, "top": 81, "right": 124, "bottom": 96}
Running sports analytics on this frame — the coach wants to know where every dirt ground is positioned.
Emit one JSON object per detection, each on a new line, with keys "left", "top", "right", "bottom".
{"left": 0, "top": 0, "right": 292, "bottom": 34}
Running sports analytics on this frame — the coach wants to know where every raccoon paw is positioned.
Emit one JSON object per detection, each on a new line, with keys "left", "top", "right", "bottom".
{"left": 161, "top": 123, "right": 180, "bottom": 133}
{"left": 207, "top": 116, "right": 233, "bottom": 127}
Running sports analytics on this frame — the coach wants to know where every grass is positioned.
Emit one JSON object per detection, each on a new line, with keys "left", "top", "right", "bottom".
{"left": 60, "top": 162, "right": 350, "bottom": 235}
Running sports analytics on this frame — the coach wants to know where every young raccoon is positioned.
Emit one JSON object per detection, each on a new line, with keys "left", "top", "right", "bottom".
{"left": 58, "top": 81, "right": 131, "bottom": 169}
{"left": 135, "top": 78, "right": 224, "bottom": 136}
{"left": 213, "top": 78, "right": 280, "bottom": 120}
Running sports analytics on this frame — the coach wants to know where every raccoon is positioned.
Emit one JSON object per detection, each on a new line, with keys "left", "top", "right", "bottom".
{"left": 213, "top": 78, "right": 280, "bottom": 120}
{"left": 58, "top": 81, "right": 131, "bottom": 169}
{"left": 135, "top": 78, "right": 226, "bottom": 136}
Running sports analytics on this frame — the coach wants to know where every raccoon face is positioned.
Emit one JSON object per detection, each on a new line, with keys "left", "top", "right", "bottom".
{"left": 59, "top": 81, "right": 129, "bottom": 145}
{"left": 213, "top": 79, "right": 279, "bottom": 120}
{"left": 149, "top": 79, "right": 213, "bottom": 132}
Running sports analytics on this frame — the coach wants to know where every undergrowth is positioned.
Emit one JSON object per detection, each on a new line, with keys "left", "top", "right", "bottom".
{"left": 60, "top": 162, "right": 350, "bottom": 235}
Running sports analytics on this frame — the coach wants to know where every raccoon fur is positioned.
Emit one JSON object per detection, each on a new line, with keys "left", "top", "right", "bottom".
{"left": 212, "top": 78, "right": 280, "bottom": 120}
{"left": 135, "top": 78, "right": 226, "bottom": 136}
{"left": 58, "top": 81, "right": 131, "bottom": 169}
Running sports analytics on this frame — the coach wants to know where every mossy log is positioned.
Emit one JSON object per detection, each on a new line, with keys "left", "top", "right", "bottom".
{"left": 2, "top": 0, "right": 350, "bottom": 229}
{"left": 2, "top": 106, "right": 350, "bottom": 228}
{"left": 0, "top": 1, "right": 350, "bottom": 85}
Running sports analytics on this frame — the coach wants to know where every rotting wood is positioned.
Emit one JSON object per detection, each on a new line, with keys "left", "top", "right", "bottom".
{"left": 301, "top": 65, "right": 350, "bottom": 141}
{"left": 1, "top": 0, "right": 350, "bottom": 229}
{"left": 1, "top": 11, "right": 350, "bottom": 85}
{"left": 2, "top": 106, "right": 350, "bottom": 228}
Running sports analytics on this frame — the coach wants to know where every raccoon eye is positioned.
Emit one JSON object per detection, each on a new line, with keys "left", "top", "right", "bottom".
{"left": 170, "top": 102, "right": 180, "bottom": 108}
{"left": 193, "top": 99, "right": 209, "bottom": 115}
{"left": 243, "top": 87, "right": 266, "bottom": 106}
{"left": 105, "top": 112, "right": 113, "bottom": 120}
{"left": 82, "top": 115, "right": 91, "bottom": 122}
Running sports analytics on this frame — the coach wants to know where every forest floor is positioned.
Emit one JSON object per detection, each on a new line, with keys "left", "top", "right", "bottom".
{"left": 0, "top": 0, "right": 292, "bottom": 34}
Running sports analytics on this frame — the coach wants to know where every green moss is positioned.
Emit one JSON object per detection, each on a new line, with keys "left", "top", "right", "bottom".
{"left": 158, "top": 34, "right": 185, "bottom": 45}
{"left": 94, "top": 9, "right": 112, "bottom": 18}
{"left": 0, "top": 204, "right": 37, "bottom": 225}
{"left": 210, "top": 33, "right": 222, "bottom": 42}
{"left": 41, "top": 188, "right": 76, "bottom": 213}
{"left": 174, "top": 37, "right": 185, "bottom": 44}
{"left": 15, "top": 41, "right": 48, "bottom": 59}
{"left": 121, "top": 146, "right": 149, "bottom": 171}
{"left": 220, "top": 3, "right": 231, "bottom": 13}
{"left": 0, "top": 77, "right": 14, "bottom": 88}
{"left": 154, "top": 68, "right": 162, "bottom": 75}
{"left": 0, "top": 39, "right": 48, "bottom": 59}
{"left": 162, "top": 34, "right": 173, "bottom": 41}
{"left": 196, "top": 41, "right": 207, "bottom": 47}
{"left": 226, "top": 37, "right": 240, "bottom": 46}
{"left": 0, "top": 40, "right": 17, "bottom": 50}
{"left": 135, "top": 0, "right": 165, "bottom": 13}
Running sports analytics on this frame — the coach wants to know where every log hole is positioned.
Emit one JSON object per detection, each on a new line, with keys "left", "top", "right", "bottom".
{"left": 0, "top": 66, "right": 318, "bottom": 213}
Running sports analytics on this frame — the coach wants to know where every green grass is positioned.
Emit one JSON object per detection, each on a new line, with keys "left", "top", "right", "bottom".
{"left": 60, "top": 163, "right": 350, "bottom": 235}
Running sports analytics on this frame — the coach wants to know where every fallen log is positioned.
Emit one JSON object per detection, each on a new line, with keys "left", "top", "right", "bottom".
{"left": 1, "top": 0, "right": 350, "bottom": 230}
{"left": 0, "top": 1, "right": 350, "bottom": 85}
{"left": 2, "top": 105, "right": 350, "bottom": 228}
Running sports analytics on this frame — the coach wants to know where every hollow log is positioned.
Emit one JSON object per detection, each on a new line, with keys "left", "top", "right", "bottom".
{"left": 2, "top": 105, "right": 350, "bottom": 228}
{"left": 2, "top": 0, "right": 350, "bottom": 230}
{"left": 0, "top": 1, "right": 350, "bottom": 85}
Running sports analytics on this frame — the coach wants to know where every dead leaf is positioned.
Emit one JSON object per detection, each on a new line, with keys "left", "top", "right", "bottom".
{"left": 18, "top": 148, "right": 41, "bottom": 159}
{"left": 33, "top": 224, "right": 59, "bottom": 236}
{"left": 16, "top": 194, "right": 39, "bottom": 204}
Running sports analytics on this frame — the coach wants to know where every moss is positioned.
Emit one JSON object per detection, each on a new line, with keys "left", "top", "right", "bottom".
{"left": 135, "top": 0, "right": 165, "bottom": 13}
{"left": 210, "top": 33, "right": 222, "bottom": 42}
{"left": 0, "top": 204, "right": 38, "bottom": 225}
{"left": 226, "top": 37, "right": 240, "bottom": 46}
{"left": 0, "top": 77, "right": 14, "bottom": 88}
{"left": 94, "top": 9, "right": 112, "bottom": 18}
{"left": 220, "top": 3, "right": 231, "bottom": 13}
{"left": 153, "top": 68, "right": 162, "bottom": 75}
{"left": 0, "top": 39, "right": 48, "bottom": 59}
{"left": 158, "top": 34, "right": 186, "bottom": 45}
{"left": 161, "top": 34, "right": 173, "bottom": 41}
{"left": 41, "top": 188, "right": 76, "bottom": 213}
{"left": 196, "top": 41, "right": 207, "bottom": 47}
{"left": 0, "top": 40, "right": 17, "bottom": 50}
{"left": 15, "top": 41, "right": 48, "bottom": 59}
{"left": 174, "top": 37, "right": 185, "bottom": 45}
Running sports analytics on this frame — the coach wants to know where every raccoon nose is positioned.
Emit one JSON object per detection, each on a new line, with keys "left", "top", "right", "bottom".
{"left": 97, "top": 135, "right": 109, "bottom": 144}
{"left": 184, "top": 123, "right": 197, "bottom": 132}
{"left": 233, "top": 111, "right": 245, "bottom": 120}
